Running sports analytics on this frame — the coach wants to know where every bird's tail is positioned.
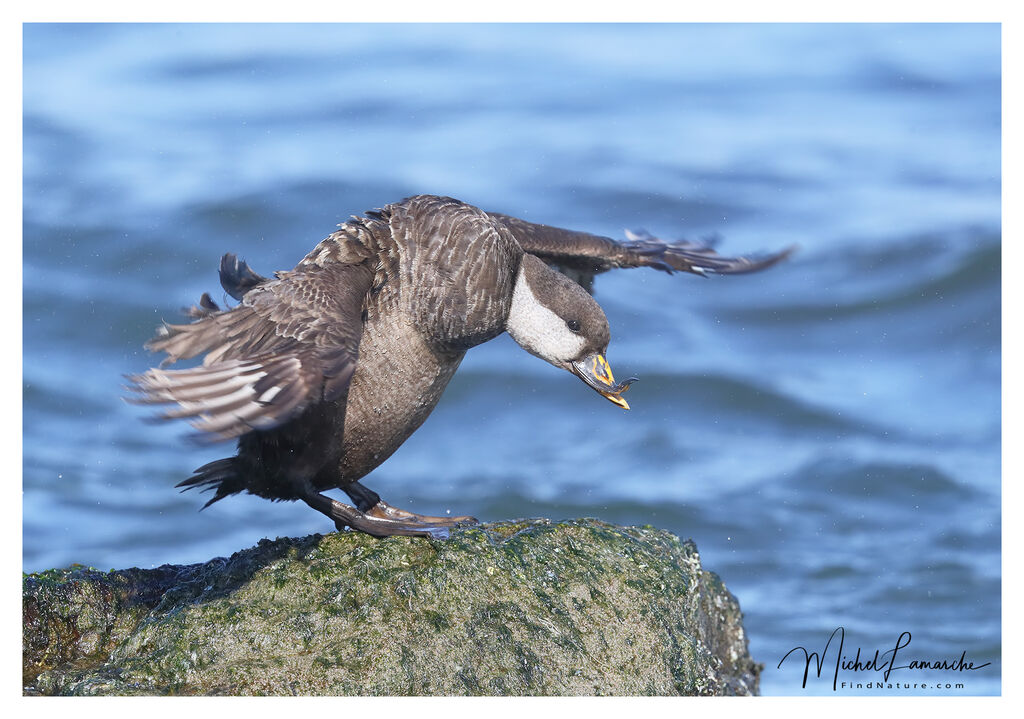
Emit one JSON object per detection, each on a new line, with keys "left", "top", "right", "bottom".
{"left": 177, "top": 457, "right": 246, "bottom": 509}
{"left": 219, "top": 253, "right": 270, "bottom": 300}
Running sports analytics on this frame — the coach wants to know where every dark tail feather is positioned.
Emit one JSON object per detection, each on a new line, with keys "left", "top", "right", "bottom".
{"left": 182, "top": 292, "right": 221, "bottom": 320}
{"left": 177, "top": 457, "right": 245, "bottom": 509}
{"left": 219, "top": 253, "right": 270, "bottom": 301}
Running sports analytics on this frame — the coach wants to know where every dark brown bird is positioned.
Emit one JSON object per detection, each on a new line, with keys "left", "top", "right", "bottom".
{"left": 128, "top": 195, "right": 791, "bottom": 538}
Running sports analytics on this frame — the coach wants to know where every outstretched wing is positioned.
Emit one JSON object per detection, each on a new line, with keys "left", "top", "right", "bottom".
{"left": 127, "top": 259, "right": 374, "bottom": 442}
{"left": 488, "top": 212, "right": 794, "bottom": 294}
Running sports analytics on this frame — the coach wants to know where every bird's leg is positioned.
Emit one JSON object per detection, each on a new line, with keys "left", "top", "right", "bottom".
{"left": 344, "top": 479, "right": 478, "bottom": 528}
{"left": 342, "top": 480, "right": 381, "bottom": 511}
{"left": 298, "top": 483, "right": 453, "bottom": 540}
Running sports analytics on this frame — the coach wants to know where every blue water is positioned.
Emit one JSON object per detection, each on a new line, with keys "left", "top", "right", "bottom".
{"left": 22, "top": 23, "right": 1000, "bottom": 696}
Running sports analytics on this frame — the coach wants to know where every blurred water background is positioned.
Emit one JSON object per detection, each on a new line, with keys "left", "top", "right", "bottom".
{"left": 22, "top": 23, "right": 1000, "bottom": 695}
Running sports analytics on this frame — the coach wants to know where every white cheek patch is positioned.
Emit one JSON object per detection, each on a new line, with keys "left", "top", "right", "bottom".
{"left": 506, "top": 270, "right": 587, "bottom": 364}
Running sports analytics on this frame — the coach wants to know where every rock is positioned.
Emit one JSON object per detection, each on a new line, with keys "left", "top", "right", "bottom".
{"left": 23, "top": 518, "right": 760, "bottom": 696}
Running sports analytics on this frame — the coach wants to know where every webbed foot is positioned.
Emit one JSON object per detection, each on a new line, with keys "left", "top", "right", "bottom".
{"left": 301, "top": 488, "right": 476, "bottom": 539}
{"left": 365, "top": 500, "right": 479, "bottom": 528}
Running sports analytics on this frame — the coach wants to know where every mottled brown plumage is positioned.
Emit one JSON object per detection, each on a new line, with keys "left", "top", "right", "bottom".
{"left": 127, "top": 195, "right": 790, "bottom": 538}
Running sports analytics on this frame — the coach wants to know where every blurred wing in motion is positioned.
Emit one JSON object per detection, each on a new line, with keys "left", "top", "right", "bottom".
{"left": 126, "top": 258, "right": 373, "bottom": 442}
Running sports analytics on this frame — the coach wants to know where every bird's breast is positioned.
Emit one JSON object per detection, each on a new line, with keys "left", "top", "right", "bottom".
{"left": 331, "top": 310, "right": 464, "bottom": 485}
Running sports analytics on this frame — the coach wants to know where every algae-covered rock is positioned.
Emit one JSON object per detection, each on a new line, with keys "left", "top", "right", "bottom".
{"left": 23, "top": 518, "right": 760, "bottom": 696}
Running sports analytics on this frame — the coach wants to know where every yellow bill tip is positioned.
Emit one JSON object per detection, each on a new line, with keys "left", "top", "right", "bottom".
{"left": 601, "top": 391, "right": 631, "bottom": 410}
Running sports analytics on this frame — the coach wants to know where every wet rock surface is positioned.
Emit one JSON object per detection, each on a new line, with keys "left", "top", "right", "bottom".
{"left": 23, "top": 518, "right": 760, "bottom": 695}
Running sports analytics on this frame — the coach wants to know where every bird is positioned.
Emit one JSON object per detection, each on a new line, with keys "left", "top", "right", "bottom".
{"left": 127, "top": 195, "right": 792, "bottom": 539}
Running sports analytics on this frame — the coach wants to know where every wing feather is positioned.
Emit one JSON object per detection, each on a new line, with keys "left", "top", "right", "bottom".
{"left": 488, "top": 211, "right": 794, "bottom": 293}
{"left": 127, "top": 259, "right": 373, "bottom": 442}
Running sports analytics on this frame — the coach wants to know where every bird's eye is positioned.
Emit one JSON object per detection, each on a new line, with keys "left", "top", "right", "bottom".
{"left": 566, "top": 319, "right": 581, "bottom": 333}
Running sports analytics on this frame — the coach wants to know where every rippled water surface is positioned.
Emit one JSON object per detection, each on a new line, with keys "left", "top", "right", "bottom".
{"left": 23, "top": 23, "right": 1000, "bottom": 695}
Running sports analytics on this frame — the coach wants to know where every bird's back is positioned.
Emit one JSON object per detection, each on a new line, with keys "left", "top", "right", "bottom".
{"left": 306, "top": 195, "right": 525, "bottom": 486}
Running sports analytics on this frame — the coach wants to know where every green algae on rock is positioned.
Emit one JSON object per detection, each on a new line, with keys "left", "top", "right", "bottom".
{"left": 23, "top": 518, "right": 760, "bottom": 696}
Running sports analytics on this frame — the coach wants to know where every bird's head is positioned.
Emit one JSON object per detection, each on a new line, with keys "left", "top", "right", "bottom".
{"left": 505, "top": 254, "right": 637, "bottom": 409}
